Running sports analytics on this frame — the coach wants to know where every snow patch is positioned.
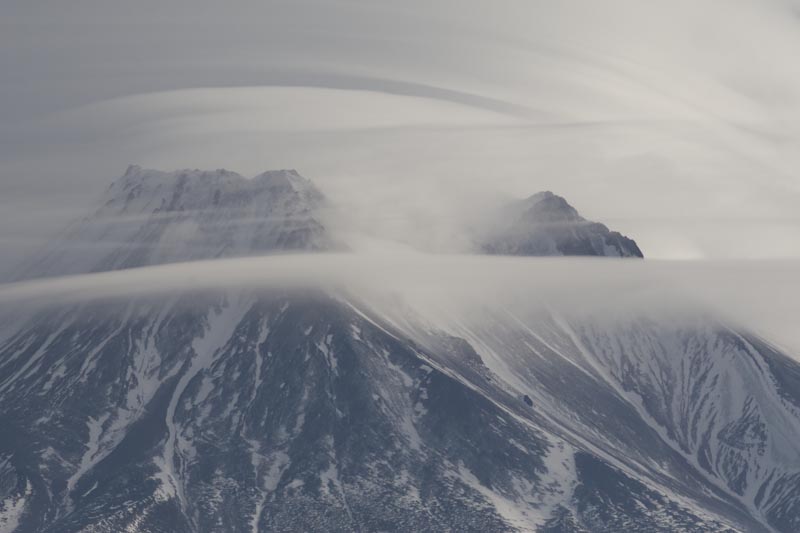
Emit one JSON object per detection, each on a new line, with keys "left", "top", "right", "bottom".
{"left": 0, "top": 479, "right": 31, "bottom": 533}
{"left": 316, "top": 334, "right": 337, "bottom": 373}
{"left": 66, "top": 413, "right": 110, "bottom": 497}
{"left": 158, "top": 295, "right": 251, "bottom": 510}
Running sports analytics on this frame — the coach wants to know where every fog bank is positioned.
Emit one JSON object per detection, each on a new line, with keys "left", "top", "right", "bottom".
{"left": 1, "top": 254, "right": 798, "bottom": 357}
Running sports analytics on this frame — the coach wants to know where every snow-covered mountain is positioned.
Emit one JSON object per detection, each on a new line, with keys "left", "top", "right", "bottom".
{"left": 480, "top": 191, "right": 643, "bottom": 258}
{"left": 1, "top": 167, "right": 799, "bottom": 532}
{"left": 17, "top": 166, "right": 333, "bottom": 279}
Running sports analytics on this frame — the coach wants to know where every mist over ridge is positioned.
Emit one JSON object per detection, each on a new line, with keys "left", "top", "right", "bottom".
{"left": 4, "top": 3, "right": 800, "bottom": 531}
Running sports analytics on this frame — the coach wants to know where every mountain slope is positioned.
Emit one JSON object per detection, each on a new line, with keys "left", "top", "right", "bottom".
{"left": 388, "top": 300, "right": 800, "bottom": 532}
{"left": 2, "top": 167, "right": 799, "bottom": 532}
{"left": 0, "top": 291, "right": 766, "bottom": 533}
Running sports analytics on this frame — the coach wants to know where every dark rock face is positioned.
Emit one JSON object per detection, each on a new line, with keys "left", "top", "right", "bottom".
{"left": 481, "top": 191, "right": 643, "bottom": 258}
{"left": 0, "top": 292, "right": 552, "bottom": 532}
{"left": 4, "top": 289, "right": 797, "bottom": 532}
{"left": 3, "top": 168, "right": 800, "bottom": 532}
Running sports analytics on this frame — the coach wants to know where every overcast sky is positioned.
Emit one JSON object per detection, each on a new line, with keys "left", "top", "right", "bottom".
{"left": 3, "top": 0, "right": 800, "bottom": 274}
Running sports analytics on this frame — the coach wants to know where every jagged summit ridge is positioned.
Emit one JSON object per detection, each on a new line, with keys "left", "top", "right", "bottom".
{"left": 17, "top": 166, "right": 646, "bottom": 283}
{"left": 481, "top": 190, "right": 644, "bottom": 258}
{"left": 106, "top": 166, "right": 323, "bottom": 214}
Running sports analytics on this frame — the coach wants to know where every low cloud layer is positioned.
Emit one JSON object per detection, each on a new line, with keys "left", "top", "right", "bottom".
{"left": 1, "top": 254, "right": 799, "bottom": 358}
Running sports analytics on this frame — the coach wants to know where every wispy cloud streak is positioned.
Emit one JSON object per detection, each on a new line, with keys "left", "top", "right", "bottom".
{"left": 1, "top": 254, "right": 798, "bottom": 356}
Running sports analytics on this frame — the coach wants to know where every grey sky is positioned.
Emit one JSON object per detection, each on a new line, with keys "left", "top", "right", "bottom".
{"left": 3, "top": 0, "right": 800, "bottom": 274}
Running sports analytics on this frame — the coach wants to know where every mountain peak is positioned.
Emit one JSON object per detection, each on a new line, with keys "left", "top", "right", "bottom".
{"left": 481, "top": 190, "right": 643, "bottom": 258}
{"left": 123, "top": 163, "right": 142, "bottom": 176}
{"left": 520, "top": 191, "right": 582, "bottom": 223}
{"left": 525, "top": 190, "right": 555, "bottom": 202}
{"left": 20, "top": 166, "right": 334, "bottom": 279}
{"left": 252, "top": 168, "right": 324, "bottom": 201}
